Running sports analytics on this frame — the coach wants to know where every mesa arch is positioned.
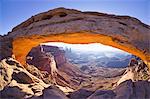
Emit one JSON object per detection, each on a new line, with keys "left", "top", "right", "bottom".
{"left": 13, "top": 32, "right": 149, "bottom": 65}
{"left": 5, "top": 8, "right": 150, "bottom": 68}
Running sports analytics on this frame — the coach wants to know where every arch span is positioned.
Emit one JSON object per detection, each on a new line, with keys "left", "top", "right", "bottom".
{"left": 3, "top": 7, "right": 148, "bottom": 69}
{"left": 12, "top": 32, "right": 150, "bottom": 68}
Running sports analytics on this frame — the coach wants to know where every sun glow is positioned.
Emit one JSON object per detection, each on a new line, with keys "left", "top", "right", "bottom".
{"left": 42, "top": 42, "right": 131, "bottom": 54}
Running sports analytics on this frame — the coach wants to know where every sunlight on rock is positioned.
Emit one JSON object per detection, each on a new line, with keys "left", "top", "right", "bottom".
{"left": 42, "top": 42, "right": 130, "bottom": 53}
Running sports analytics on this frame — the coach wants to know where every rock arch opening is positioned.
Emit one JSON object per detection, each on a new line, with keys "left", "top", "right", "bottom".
{"left": 25, "top": 41, "right": 149, "bottom": 90}
{"left": 41, "top": 42, "right": 133, "bottom": 69}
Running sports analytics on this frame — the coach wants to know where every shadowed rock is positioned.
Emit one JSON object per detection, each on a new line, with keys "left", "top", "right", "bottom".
{"left": 87, "top": 90, "right": 116, "bottom": 99}
{"left": 31, "top": 86, "right": 69, "bottom": 99}
{"left": 68, "top": 88, "right": 94, "bottom": 99}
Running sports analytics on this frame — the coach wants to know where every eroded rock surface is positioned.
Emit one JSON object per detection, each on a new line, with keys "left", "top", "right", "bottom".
{"left": 0, "top": 58, "right": 150, "bottom": 99}
{"left": 117, "top": 59, "right": 150, "bottom": 85}
{"left": 0, "top": 58, "right": 69, "bottom": 99}
{"left": 68, "top": 88, "right": 94, "bottom": 99}
{"left": 87, "top": 90, "right": 116, "bottom": 99}
{"left": 31, "top": 86, "right": 69, "bottom": 99}
{"left": 0, "top": 36, "right": 13, "bottom": 60}
{"left": 83, "top": 80, "right": 150, "bottom": 99}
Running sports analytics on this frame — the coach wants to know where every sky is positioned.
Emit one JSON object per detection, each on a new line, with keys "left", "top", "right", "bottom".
{"left": 0, "top": 0, "right": 149, "bottom": 35}
{"left": 42, "top": 42, "right": 131, "bottom": 55}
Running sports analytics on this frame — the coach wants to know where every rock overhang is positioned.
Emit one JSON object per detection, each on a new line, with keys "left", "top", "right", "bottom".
{"left": 3, "top": 7, "right": 150, "bottom": 68}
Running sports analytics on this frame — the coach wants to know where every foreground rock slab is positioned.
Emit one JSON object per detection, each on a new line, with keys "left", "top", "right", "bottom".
{"left": 86, "top": 80, "right": 150, "bottom": 99}
{"left": 0, "top": 58, "right": 69, "bottom": 99}
{"left": 0, "top": 58, "right": 150, "bottom": 99}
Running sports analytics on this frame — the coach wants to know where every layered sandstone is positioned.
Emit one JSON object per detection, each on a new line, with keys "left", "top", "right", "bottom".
{"left": 26, "top": 45, "right": 89, "bottom": 89}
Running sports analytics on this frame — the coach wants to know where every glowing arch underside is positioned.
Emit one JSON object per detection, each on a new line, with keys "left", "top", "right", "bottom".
{"left": 12, "top": 32, "right": 150, "bottom": 69}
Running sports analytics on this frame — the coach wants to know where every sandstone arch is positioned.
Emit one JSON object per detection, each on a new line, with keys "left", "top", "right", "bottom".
{"left": 4, "top": 8, "right": 150, "bottom": 68}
